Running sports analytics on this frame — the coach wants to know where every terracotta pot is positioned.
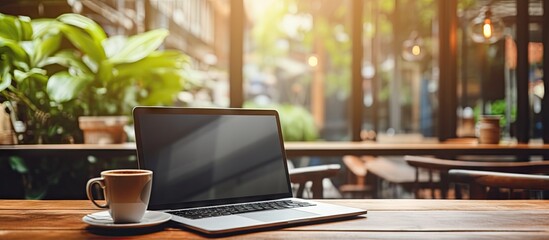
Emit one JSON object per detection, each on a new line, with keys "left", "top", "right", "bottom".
{"left": 477, "top": 115, "right": 501, "bottom": 144}
{"left": 78, "top": 116, "right": 129, "bottom": 144}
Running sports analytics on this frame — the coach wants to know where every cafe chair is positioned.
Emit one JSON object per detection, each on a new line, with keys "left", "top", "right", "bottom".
{"left": 339, "top": 155, "right": 372, "bottom": 198}
{"left": 449, "top": 169, "right": 549, "bottom": 199}
{"left": 288, "top": 164, "right": 341, "bottom": 199}
{"left": 341, "top": 155, "right": 433, "bottom": 199}
{"left": 404, "top": 155, "right": 549, "bottom": 199}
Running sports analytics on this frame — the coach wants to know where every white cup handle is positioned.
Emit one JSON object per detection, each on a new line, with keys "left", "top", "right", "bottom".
{"left": 86, "top": 177, "right": 108, "bottom": 208}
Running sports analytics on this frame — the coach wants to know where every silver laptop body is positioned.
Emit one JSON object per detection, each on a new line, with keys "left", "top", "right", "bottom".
{"left": 133, "top": 107, "right": 367, "bottom": 234}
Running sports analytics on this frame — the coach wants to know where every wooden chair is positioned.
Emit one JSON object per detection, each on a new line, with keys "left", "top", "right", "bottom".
{"left": 339, "top": 156, "right": 372, "bottom": 198}
{"left": 341, "top": 155, "right": 437, "bottom": 199}
{"left": 449, "top": 169, "right": 549, "bottom": 199}
{"left": 288, "top": 164, "right": 340, "bottom": 199}
{"left": 404, "top": 155, "right": 549, "bottom": 199}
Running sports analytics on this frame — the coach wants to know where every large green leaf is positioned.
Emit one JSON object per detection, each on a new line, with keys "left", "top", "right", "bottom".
{"left": 33, "top": 32, "right": 61, "bottom": 66}
{"left": 102, "top": 35, "right": 126, "bottom": 58}
{"left": 0, "top": 38, "right": 28, "bottom": 62}
{"left": 97, "top": 60, "right": 113, "bottom": 83}
{"left": 108, "top": 29, "right": 169, "bottom": 64}
{"left": 20, "top": 41, "right": 35, "bottom": 62}
{"left": 47, "top": 71, "right": 92, "bottom": 102}
{"left": 16, "top": 15, "right": 33, "bottom": 41}
{"left": 12, "top": 58, "right": 29, "bottom": 71}
{"left": 39, "top": 50, "right": 92, "bottom": 75}
{"left": 0, "top": 14, "right": 20, "bottom": 41}
{"left": 79, "top": 56, "right": 96, "bottom": 74}
{"left": 0, "top": 14, "right": 32, "bottom": 41}
{"left": 0, "top": 62, "right": 12, "bottom": 91}
{"left": 31, "top": 19, "right": 60, "bottom": 38}
{"left": 13, "top": 68, "right": 47, "bottom": 83}
{"left": 115, "top": 50, "right": 188, "bottom": 79}
{"left": 138, "top": 70, "right": 184, "bottom": 105}
{"left": 59, "top": 24, "right": 106, "bottom": 64}
{"left": 57, "top": 13, "right": 106, "bottom": 44}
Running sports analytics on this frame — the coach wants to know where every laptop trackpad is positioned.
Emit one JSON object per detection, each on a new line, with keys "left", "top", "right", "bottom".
{"left": 241, "top": 209, "right": 319, "bottom": 222}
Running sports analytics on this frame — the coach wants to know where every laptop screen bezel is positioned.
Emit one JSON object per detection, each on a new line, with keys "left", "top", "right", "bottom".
{"left": 133, "top": 106, "right": 294, "bottom": 210}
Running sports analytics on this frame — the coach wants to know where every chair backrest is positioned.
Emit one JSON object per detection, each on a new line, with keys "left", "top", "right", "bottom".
{"left": 449, "top": 169, "right": 549, "bottom": 199}
{"left": 405, "top": 155, "right": 549, "bottom": 174}
{"left": 404, "top": 155, "right": 549, "bottom": 199}
{"left": 288, "top": 164, "right": 340, "bottom": 199}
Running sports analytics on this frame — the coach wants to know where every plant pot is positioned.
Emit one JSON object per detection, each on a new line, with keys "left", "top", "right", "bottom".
{"left": 477, "top": 115, "right": 501, "bottom": 144}
{"left": 78, "top": 116, "right": 129, "bottom": 144}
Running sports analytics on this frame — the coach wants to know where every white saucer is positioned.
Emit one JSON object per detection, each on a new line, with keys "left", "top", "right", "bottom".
{"left": 82, "top": 210, "right": 171, "bottom": 229}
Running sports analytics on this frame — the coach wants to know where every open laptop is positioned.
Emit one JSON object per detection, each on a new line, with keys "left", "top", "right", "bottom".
{"left": 133, "top": 107, "right": 367, "bottom": 234}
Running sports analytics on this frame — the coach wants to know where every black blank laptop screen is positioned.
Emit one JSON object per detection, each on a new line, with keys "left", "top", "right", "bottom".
{"left": 136, "top": 112, "right": 291, "bottom": 208}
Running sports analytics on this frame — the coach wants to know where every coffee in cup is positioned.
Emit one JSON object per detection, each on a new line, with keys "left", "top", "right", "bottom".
{"left": 86, "top": 169, "right": 152, "bottom": 223}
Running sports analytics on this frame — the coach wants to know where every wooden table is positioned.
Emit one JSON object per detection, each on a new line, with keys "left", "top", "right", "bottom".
{"left": 285, "top": 141, "right": 549, "bottom": 157}
{"left": 1, "top": 199, "right": 548, "bottom": 239}
{"left": 2, "top": 142, "right": 549, "bottom": 158}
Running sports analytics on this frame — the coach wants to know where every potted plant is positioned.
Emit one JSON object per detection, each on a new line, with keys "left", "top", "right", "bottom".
{"left": 0, "top": 13, "right": 84, "bottom": 144}
{"left": 1, "top": 13, "right": 191, "bottom": 199}
{"left": 45, "top": 14, "right": 190, "bottom": 143}
{"left": 1, "top": 13, "right": 190, "bottom": 144}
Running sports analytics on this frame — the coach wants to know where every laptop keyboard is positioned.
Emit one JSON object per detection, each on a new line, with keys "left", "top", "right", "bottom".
{"left": 168, "top": 200, "right": 316, "bottom": 220}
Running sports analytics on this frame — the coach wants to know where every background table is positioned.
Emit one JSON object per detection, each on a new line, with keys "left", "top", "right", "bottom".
{"left": 285, "top": 141, "right": 549, "bottom": 157}
{"left": 1, "top": 199, "right": 548, "bottom": 239}
{"left": 2, "top": 142, "right": 549, "bottom": 158}
{"left": 2, "top": 142, "right": 549, "bottom": 199}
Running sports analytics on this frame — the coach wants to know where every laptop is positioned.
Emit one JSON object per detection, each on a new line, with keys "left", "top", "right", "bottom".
{"left": 133, "top": 107, "right": 367, "bottom": 234}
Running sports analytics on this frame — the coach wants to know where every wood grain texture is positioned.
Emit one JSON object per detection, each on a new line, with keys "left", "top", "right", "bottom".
{"left": 3, "top": 199, "right": 549, "bottom": 211}
{"left": 405, "top": 156, "right": 549, "bottom": 173}
{"left": 284, "top": 142, "right": 549, "bottom": 157}
{"left": 450, "top": 170, "right": 549, "bottom": 190}
{"left": 2, "top": 231, "right": 549, "bottom": 240}
{"left": 1, "top": 200, "right": 548, "bottom": 239}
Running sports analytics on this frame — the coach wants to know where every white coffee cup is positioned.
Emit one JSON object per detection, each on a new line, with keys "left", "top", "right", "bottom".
{"left": 86, "top": 169, "right": 152, "bottom": 223}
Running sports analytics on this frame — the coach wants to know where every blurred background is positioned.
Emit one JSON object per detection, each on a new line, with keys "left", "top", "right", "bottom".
{"left": 0, "top": 0, "right": 545, "bottom": 199}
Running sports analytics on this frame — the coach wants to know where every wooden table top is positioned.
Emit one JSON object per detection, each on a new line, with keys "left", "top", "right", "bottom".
{"left": 284, "top": 141, "right": 549, "bottom": 157}
{"left": 2, "top": 141, "right": 549, "bottom": 158}
{"left": 1, "top": 199, "right": 548, "bottom": 239}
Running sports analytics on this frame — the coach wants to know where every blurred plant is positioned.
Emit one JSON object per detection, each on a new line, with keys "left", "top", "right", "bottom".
{"left": 244, "top": 101, "right": 318, "bottom": 141}
{"left": 46, "top": 14, "right": 189, "bottom": 116}
{"left": 473, "top": 99, "right": 516, "bottom": 127}
{"left": 0, "top": 13, "right": 189, "bottom": 143}
{"left": 0, "top": 13, "right": 82, "bottom": 143}
{"left": 0, "top": 13, "right": 190, "bottom": 199}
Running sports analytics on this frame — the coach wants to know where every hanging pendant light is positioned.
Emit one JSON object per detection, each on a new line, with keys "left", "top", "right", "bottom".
{"left": 402, "top": 31, "right": 425, "bottom": 61}
{"left": 469, "top": 6, "right": 504, "bottom": 43}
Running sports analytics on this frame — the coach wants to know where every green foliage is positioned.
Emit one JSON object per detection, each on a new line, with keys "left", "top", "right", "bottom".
{"left": 0, "top": 13, "right": 190, "bottom": 143}
{"left": 251, "top": 1, "right": 289, "bottom": 65}
{"left": 49, "top": 14, "right": 189, "bottom": 116}
{"left": 244, "top": 101, "right": 318, "bottom": 142}
{"left": 473, "top": 99, "right": 516, "bottom": 127}
{"left": 251, "top": 0, "right": 351, "bottom": 97}
{"left": 0, "top": 13, "right": 77, "bottom": 143}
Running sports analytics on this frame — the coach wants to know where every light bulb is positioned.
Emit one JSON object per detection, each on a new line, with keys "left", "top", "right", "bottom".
{"left": 469, "top": 7, "right": 504, "bottom": 43}
{"left": 412, "top": 45, "right": 421, "bottom": 56}
{"left": 402, "top": 31, "right": 425, "bottom": 61}
{"left": 308, "top": 55, "right": 318, "bottom": 67}
{"left": 483, "top": 19, "right": 492, "bottom": 39}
